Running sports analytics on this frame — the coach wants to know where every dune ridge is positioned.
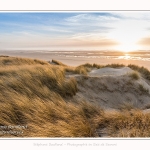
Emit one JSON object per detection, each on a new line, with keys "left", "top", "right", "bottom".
{"left": 1, "top": 56, "right": 150, "bottom": 137}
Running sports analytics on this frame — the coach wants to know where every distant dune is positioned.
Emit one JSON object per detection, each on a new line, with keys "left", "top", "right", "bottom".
{"left": 1, "top": 56, "right": 150, "bottom": 137}
{"left": 89, "top": 67, "right": 134, "bottom": 76}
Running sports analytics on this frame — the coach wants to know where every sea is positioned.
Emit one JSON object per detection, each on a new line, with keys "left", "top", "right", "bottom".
{"left": 1, "top": 50, "right": 150, "bottom": 69}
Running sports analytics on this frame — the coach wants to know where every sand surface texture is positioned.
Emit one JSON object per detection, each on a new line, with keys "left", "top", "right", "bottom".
{"left": 68, "top": 67, "right": 150, "bottom": 110}
{"left": 89, "top": 67, "right": 134, "bottom": 77}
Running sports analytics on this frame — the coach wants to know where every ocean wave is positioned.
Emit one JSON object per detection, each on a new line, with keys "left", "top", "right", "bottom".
{"left": 56, "top": 53, "right": 150, "bottom": 61}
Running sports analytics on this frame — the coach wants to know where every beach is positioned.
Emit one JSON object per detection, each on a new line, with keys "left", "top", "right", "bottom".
{"left": 1, "top": 50, "right": 150, "bottom": 70}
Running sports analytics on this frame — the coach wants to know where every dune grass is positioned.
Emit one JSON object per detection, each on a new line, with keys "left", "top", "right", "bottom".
{"left": 51, "top": 59, "right": 67, "bottom": 66}
{"left": 0, "top": 56, "right": 48, "bottom": 66}
{"left": 128, "top": 64, "right": 150, "bottom": 81}
{"left": 0, "top": 65, "right": 78, "bottom": 98}
{"left": 52, "top": 59, "right": 89, "bottom": 75}
{"left": 0, "top": 94, "right": 102, "bottom": 137}
{"left": 51, "top": 59, "right": 126, "bottom": 75}
{"left": 1, "top": 57, "right": 150, "bottom": 137}
{"left": 128, "top": 71, "right": 140, "bottom": 80}
{"left": 51, "top": 60, "right": 150, "bottom": 80}
{"left": 138, "top": 84, "right": 149, "bottom": 95}
{"left": 0, "top": 56, "right": 102, "bottom": 137}
{"left": 96, "top": 109, "right": 150, "bottom": 137}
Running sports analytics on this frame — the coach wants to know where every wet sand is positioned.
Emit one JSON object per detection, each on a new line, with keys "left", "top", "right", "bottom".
{"left": 1, "top": 50, "right": 150, "bottom": 70}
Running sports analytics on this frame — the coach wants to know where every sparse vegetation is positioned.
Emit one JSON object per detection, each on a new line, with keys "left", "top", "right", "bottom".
{"left": 129, "top": 71, "right": 140, "bottom": 80}
{"left": 138, "top": 84, "right": 149, "bottom": 95}
{"left": 80, "top": 63, "right": 93, "bottom": 68}
{"left": 119, "top": 102, "right": 135, "bottom": 111}
{"left": 105, "top": 63, "right": 125, "bottom": 68}
{"left": 64, "top": 65, "right": 88, "bottom": 75}
{"left": 128, "top": 64, "right": 150, "bottom": 81}
{"left": 74, "top": 66, "right": 88, "bottom": 75}
{"left": 0, "top": 56, "right": 48, "bottom": 66}
{"left": 51, "top": 59, "right": 67, "bottom": 66}
{"left": 80, "top": 63, "right": 125, "bottom": 70}
{"left": 80, "top": 63, "right": 125, "bottom": 69}
{"left": 93, "top": 63, "right": 103, "bottom": 69}
{"left": 143, "top": 104, "right": 150, "bottom": 109}
{"left": 96, "top": 110, "right": 150, "bottom": 137}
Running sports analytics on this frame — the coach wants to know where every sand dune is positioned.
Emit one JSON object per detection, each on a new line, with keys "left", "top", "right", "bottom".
{"left": 89, "top": 67, "right": 134, "bottom": 77}
{"left": 1, "top": 56, "right": 150, "bottom": 137}
{"left": 69, "top": 67, "right": 150, "bottom": 110}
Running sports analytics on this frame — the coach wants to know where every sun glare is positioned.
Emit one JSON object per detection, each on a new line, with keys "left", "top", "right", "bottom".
{"left": 115, "top": 42, "right": 139, "bottom": 52}
{"left": 107, "top": 19, "right": 146, "bottom": 53}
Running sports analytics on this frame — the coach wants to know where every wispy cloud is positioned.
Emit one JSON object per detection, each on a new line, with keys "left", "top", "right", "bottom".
{"left": 0, "top": 12, "right": 150, "bottom": 50}
{"left": 65, "top": 13, "right": 120, "bottom": 23}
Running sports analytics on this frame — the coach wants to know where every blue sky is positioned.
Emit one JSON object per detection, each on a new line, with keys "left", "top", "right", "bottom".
{"left": 0, "top": 12, "right": 150, "bottom": 51}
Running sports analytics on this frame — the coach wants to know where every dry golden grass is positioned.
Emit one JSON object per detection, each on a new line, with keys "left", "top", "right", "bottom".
{"left": 128, "top": 71, "right": 140, "bottom": 80}
{"left": 64, "top": 66, "right": 87, "bottom": 75}
{"left": 51, "top": 59, "right": 67, "bottom": 66}
{"left": 96, "top": 109, "right": 150, "bottom": 137}
{"left": 128, "top": 64, "right": 150, "bottom": 80}
{"left": 50, "top": 60, "right": 126, "bottom": 75}
{"left": 0, "top": 95, "right": 102, "bottom": 137}
{"left": 0, "top": 56, "right": 102, "bottom": 137}
{"left": 51, "top": 60, "right": 150, "bottom": 80}
{"left": 0, "top": 56, "right": 48, "bottom": 66}
{"left": 1, "top": 57, "right": 150, "bottom": 137}
{"left": 51, "top": 59, "right": 88, "bottom": 75}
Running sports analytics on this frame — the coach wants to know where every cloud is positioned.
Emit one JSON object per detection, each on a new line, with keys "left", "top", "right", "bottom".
{"left": 0, "top": 13, "right": 117, "bottom": 40}
{"left": 65, "top": 13, "right": 120, "bottom": 23}
{"left": 39, "top": 38, "right": 119, "bottom": 48}
{"left": 114, "top": 12, "right": 150, "bottom": 21}
{"left": 67, "top": 39, "right": 118, "bottom": 47}
{"left": 2, "top": 12, "right": 150, "bottom": 51}
{"left": 138, "top": 37, "right": 150, "bottom": 45}
{"left": 64, "top": 13, "right": 120, "bottom": 28}
{"left": 0, "top": 31, "right": 118, "bottom": 50}
{"left": 39, "top": 25, "right": 73, "bottom": 33}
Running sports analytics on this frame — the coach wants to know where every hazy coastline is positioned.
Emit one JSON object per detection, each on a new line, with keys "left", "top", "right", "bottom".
{"left": 1, "top": 50, "right": 150, "bottom": 70}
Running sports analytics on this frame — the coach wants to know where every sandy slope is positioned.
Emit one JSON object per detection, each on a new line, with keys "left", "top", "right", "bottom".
{"left": 89, "top": 67, "right": 134, "bottom": 77}
{"left": 68, "top": 67, "right": 150, "bottom": 110}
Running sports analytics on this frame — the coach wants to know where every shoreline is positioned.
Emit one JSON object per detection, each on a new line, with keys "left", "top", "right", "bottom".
{"left": 1, "top": 50, "right": 150, "bottom": 70}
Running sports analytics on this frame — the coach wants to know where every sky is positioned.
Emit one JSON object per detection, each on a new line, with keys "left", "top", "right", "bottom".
{"left": 0, "top": 12, "right": 150, "bottom": 52}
